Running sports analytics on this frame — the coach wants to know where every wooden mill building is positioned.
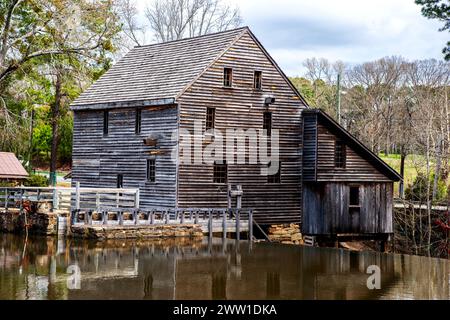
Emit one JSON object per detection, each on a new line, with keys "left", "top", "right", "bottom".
{"left": 70, "top": 27, "right": 401, "bottom": 239}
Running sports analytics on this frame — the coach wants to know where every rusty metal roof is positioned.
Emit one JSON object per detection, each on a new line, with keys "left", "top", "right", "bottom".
{"left": 0, "top": 152, "right": 29, "bottom": 179}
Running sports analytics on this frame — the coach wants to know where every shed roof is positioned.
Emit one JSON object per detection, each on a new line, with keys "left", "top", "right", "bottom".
{"left": 302, "top": 109, "right": 402, "bottom": 182}
{"left": 0, "top": 152, "right": 29, "bottom": 180}
{"left": 71, "top": 27, "right": 248, "bottom": 109}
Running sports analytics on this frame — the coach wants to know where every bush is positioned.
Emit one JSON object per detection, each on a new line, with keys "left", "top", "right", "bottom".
{"left": 23, "top": 174, "right": 49, "bottom": 187}
{"left": 405, "top": 172, "right": 447, "bottom": 203}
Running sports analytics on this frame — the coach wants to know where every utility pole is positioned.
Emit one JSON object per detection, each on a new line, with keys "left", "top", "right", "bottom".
{"left": 336, "top": 73, "right": 341, "bottom": 125}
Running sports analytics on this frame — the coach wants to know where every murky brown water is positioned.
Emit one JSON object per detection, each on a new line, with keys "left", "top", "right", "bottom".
{"left": 0, "top": 234, "right": 448, "bottom": 300}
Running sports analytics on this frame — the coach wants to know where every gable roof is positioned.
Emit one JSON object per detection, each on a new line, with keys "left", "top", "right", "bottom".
{"left": 71, "top": 27, "right": 308, "bottom": 110}
{"left": 0, "top": 152, "right": 28, "bottom": 180}
{"left": 71, "top": 27, "right": 247, "bottom": 110}
{"left": 302, "top": 109, "right": 402, "bottom": 182}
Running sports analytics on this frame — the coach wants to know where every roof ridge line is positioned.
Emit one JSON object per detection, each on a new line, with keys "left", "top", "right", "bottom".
{"left": 135, "top": 26, "right": 249, "bottom": 49}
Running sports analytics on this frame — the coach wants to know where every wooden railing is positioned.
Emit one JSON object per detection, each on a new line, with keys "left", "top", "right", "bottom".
{"left": 0, "top": 186, "right": 140, "bottom": 212}
{"left": 71, "top": 208, "right": 253, "bottom": 240}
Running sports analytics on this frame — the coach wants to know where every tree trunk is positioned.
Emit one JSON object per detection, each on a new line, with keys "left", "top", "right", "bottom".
{"left": 49, "top": 71, "right": 62, "bottom": 186}
{"left": 399, "top": 149, "right": 406, "bottom": 198}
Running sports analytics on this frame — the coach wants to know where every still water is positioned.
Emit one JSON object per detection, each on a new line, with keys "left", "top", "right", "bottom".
{"left": 0, "top": 234, "right": 448, "bottom": 300}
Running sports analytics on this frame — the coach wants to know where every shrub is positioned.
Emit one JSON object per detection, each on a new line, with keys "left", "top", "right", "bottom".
{"left": 23, "top": 174, "right": 49, "bottom": 187}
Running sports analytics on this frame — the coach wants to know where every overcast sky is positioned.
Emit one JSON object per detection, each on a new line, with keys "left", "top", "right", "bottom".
{"left": 136, "top": 0, "right": 449, "bottom": 76}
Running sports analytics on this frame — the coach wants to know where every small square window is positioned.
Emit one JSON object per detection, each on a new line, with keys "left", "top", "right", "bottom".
{"left": 267, "top": 162, "right": 281, "bottom": 184}
{"left": 206, "top": 107, "right": 215, "bottom": 130}
{"left": 224, "top": 68, "right": 232, "bottom": 87}
{"left": 213, "top": 161, "right": 227, "bottom": 183}
{"left": 103, "top": 110, "right": 109, "bottom": 135}
{"left": 254, "top": 71, "right": 262, "bottom": 90}
{"left": 135, "top": 108, "right": 142, "bottom": 134}
{"left": 335, "top": 140, "right": 346, "bottom": 168}
{"left": 147, "top": 159, "right": 155, "bottom": 183}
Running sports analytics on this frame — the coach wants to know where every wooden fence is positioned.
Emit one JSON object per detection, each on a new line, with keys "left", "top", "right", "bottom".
{"left": 0, "top": 186, "right": 140, "bottom": 212}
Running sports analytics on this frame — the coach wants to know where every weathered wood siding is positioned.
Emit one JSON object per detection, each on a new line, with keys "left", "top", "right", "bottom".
{"left": 72, "top": 105, "right": 178, "bottom": 209}
{"left": 176, "top": 30, "right": 305, "bottom": 224}
{"left": 302, "top": 112, "right": 317, "bottom": 181}
{"left": 316, "top": 123, "right": 390, "bottom": 182}
{"left": 302, "top": 182, "right": 393, "bottom": 235}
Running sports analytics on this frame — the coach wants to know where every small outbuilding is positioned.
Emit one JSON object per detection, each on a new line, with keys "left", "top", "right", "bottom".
{"left": 301, "top": 109, "right": 402, "bottom": 245}
{"left": 0, "top": 152, "right": 29, "bottom": 181}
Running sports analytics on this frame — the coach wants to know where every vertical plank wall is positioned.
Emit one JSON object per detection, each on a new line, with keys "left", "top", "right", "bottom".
{"left": 72, "top": 105, "right": 178, "bottom": 208}
{"left": 302, "top": 182, "right": 393, "bottom": 235}
{"left": 177, "top": 30, "right": 306, "bottom": 224}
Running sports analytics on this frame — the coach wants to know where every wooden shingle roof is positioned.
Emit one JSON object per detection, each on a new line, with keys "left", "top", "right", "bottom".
{"left": 71, "top": 27, "right": 248, "bottom": 110}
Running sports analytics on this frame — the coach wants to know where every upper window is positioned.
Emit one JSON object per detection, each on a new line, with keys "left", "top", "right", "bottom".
{"left": 254, "top": 71, "right": 262, "bottom": 90}
{"left": 206, "top": 107, "right": 215, "bottom": 130}
{"left": 147, "top": 159, "right": 155, "bottom": 183}
{"left": 350, "top": 186, "right": 360, "bottom": 206}
{"left": 334, "top": 140, "right": 346, "bottom": 168}
{"left": 263, "top": 112, "right": 272, "bottom": 136}
{"left": 135, "top": 108, "right": 142, "bottom": 134}
{"left": 117, "top": 174, "right": 123, "bottom": 189}
{"left": 103, "top": 110, "right": 109, "bottom": 135}
{"left": 213, "top": 161, "right": 227, "bottom": 184}
{"left": 223, "top": 68, "right": 233, "bottom": 87}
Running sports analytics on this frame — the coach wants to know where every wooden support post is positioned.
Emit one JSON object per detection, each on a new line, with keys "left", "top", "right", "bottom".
{"left": 189, "top": 210, "right": 193, "bottom": 221}
{"left": 195, "top": 211, "right": 199, "bottom": 224}
{"left": 134, "top": 210, "right": 139, "bottom": 225}
{"left": 236, "top": 185, "right": 242, "bottom": 210}
{"left": 5, "top": 188, "right": 8, "bottom": 211}
{"left": 135, "top": 189, "right": 140, "bottom": 209}
{"left": 249, "top": 209, "right": 253, "bottom": 242}
{"left": 181, "top": 210, "right": 185, "bottom": 224}
{"left": 75, "top": 182, "right": 80, "bottom": 210}
{"left": 149, "top": 210, "right": 154, "bottom": 225}
{"left": 96, "top": 192, "right": 100, "bottom": 212}
{"left": 236, "top": 209, "right": 240, "bottom": 241}
{"left": 222, "top": 209, "right": 227, "bottom": 239}
{"left": 116, "top": 191, "right": 120, "bottom": 208}
{"left": 103, "top": 211, "right": 108, "bottom": 225}
{"left": 165, "top": 210, "right": 169, "bottom": 224}
{"left": 119, "top": 211, "right": 124, "bottom": 226}
{"left": 208, "top": 210, "right": 213, "bottom": 242}
{"left": 52, "top": 188, "right": 58, "bottom": 212}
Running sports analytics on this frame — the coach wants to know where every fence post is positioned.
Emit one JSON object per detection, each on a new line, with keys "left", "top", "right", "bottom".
{"left": 208, "top": 210, "right": 213, "bottom": 242}
{"left": 222, "top": 209, "right": 227, "bottom": 240}
{"left": 135, "top": 189, "right": 140, "bottom": 209}
{"left": 96, "top": 192, "right": 100, "bottom": 212}
{"left": 119, "top": 211, "right": 123, "bottom": 226}
{"left": 52, "top": 188, "right": 58, "bottom": 212}
{"left": 75, "top": 182, "right": 80, "bottom": 210}
{"left": 5, "top": 188, "right": 8, "bottom": 211}
{"left": 195, "top": 210, "right": 199, "bottom": 224}
{"left": 180, "top": 210, "right": 185, "bottom": 224}
{"left": 150, "top": 210, "right": 154, "bottom": 225}
{"left": 165, "top": 210, "right": 169, "bottom": 224}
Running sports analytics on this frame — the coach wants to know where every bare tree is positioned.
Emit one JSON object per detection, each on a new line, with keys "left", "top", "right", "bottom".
{"left": 145, "top": 0, "right": 242, "bottom": 43}
{"left": 116, "top": 0, "right": 146, "bottom": 47}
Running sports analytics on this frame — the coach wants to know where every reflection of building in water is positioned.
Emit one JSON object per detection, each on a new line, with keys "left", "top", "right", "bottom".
{"left": 0, "top": 234, "right": 448, "bottom": 300}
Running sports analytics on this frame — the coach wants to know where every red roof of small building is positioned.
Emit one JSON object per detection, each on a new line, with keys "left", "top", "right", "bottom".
{"left": 0, "top": 152, "right": 29, "bottom": 179}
